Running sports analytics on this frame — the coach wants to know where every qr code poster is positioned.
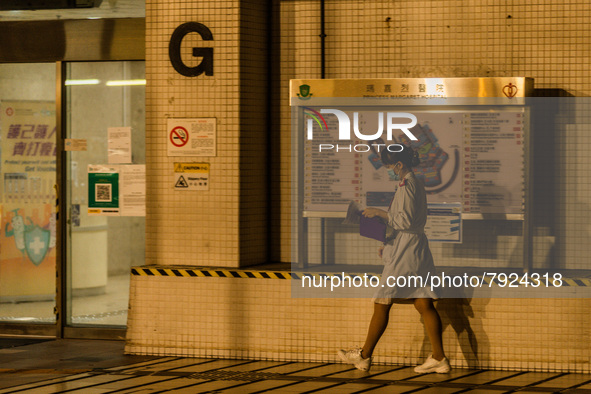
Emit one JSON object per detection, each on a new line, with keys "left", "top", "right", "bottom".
{"left": 95, "top": 183, "right": 112, "bottom": 202}
{"left": 88, "top": 165, "right": 120, "bottom": 216}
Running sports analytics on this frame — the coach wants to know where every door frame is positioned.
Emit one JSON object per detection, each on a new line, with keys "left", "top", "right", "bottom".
{"left": 0, "top": 18, "right": 144, "bottom": 340}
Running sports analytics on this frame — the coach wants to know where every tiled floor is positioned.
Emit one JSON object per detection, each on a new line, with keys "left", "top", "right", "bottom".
{"left": 0, "top": 339, "right": 590, "bottom": 393}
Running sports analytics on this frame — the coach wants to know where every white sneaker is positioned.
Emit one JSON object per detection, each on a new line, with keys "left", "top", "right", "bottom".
{"left": 337, "top": 347, "right": 372, "bottom": 371}
{"left": 414, "top": 355, "right": 451, "bottom": 373}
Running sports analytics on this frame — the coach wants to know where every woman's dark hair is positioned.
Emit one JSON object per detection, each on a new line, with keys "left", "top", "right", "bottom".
{"left": 381, "top": 144, "right": 420, "bottom": 168}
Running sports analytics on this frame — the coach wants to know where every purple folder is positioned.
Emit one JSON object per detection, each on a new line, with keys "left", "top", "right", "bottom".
{"left": 359, "top": 215, "right": 387, "bottom": 242}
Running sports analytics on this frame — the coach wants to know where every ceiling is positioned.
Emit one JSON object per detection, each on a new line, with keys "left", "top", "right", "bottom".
{"left": 0, "top": 0, "right": 144, "bottom": 21}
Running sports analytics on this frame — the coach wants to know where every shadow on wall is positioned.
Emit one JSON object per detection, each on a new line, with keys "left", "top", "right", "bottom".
{"left": 420, "top": 298, "right": 490, "bottom": 369}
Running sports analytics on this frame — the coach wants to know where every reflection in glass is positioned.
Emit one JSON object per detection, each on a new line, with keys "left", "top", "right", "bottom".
{"left": 66, "top": 61, "right": 145, "bottom": 326}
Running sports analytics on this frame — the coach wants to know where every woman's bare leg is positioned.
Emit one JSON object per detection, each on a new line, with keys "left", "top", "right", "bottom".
{"left": 361, "top": 303, "right": 393, "bottom": 358}
{"left": 414, "top": 298, "right": 445, "bottom": 360}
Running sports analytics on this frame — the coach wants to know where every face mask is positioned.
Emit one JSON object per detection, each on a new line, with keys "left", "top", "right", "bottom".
{"left": 387, "top": 164, "right": 400, "bottom": 181}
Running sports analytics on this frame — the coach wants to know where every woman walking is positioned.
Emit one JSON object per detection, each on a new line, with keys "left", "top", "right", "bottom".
{"left": 338, "top": 145, "right": 449, "bottom": 374}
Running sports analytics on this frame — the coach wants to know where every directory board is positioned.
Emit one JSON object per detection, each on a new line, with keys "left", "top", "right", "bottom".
{"left": 301, "top": 107, "right": 526, "bottom": 216}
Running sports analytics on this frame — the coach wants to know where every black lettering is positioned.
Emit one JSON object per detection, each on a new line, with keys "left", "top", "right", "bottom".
{"left": 169, "top": 22, "right": 214, "bottom": 77}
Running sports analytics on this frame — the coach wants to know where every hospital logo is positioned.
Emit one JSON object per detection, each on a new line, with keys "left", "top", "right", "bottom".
{"left": 297, "top": 84, "right": 313, "bottom": 100}
{"left": 503, "top": 83, "right": 518, "bottom": 98}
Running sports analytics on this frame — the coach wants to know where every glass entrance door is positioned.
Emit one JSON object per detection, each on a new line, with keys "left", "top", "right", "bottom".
{"left": 64, "top": 61, "right": 145, "bottom": 330}
{"left": 0, "top": 61, "right": 145, "bottom": 337}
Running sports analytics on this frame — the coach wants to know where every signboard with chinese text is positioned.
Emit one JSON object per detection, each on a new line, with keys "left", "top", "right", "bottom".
{"left": 1, "top": 100, "right": 56, "bottom": 204}
{"left": 0, "top": 100, "right": 56, "bottom": 300}
{"left": 173, "top": 162, "right": 210, "bottom": 190}
{"left": 291, "top": 78, "right": 530, "bottom": 218}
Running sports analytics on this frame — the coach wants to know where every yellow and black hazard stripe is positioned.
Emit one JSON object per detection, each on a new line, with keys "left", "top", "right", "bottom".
{"left": 131, "top": 267, "right": 296, "bottom": 280}
{"left": 477, "top": 276, "right": 591, "bottom": 287}
{"left": 131, "top": 267, "right": 381, "bottom": 283}
{"left": 563, "top": 278, "right": 591, "bottom": 287}
{"left": 130, "top": 267, "right": 378, "bottom": 281}
{"left": 131, "top": 267, "right": 591, "bottom": 287}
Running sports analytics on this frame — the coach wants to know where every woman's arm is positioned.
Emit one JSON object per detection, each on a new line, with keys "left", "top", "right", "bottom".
{"left": 387, "top": 182, "right": 418, "bottom": 231}
{"left": 362, "top": 207, "right": 388, "bottom": 221}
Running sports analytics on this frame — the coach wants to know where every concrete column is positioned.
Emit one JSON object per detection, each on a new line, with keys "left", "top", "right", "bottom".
{"left": 145, "top": 0, "right": 268, "bottom": 267}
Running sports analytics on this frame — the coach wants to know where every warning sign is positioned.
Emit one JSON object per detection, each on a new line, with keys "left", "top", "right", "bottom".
{"left": 173, "top": 162, "right": 210, "bottom": 191}
{"left": 175, "top": 175, "right": 189, "bottom": 188}
{"left": 170, "top": 126, "right": 189, "bottom": 147}
{"left": 167, "top": 118, "right": 216, "bottom": 157}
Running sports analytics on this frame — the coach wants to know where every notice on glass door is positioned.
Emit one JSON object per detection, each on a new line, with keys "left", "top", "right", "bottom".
{"left": 88, "top": 165, "right": 120, "bottom": 216}
{"left": 108, "top": 127, "right": 132, "bottom": 164}
{"left": 65, "top": 139, "right": 87, "bottom": 152}
{"left": 120, "top": 165, "right": 146, "bottom": 216}
{"left": 87, "top": 164, "right": 146, "bottom": 216}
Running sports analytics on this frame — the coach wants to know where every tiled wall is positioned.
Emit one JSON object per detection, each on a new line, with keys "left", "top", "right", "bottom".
{"left": 145, "top": 0, "right": 266, "bottom": 267}
{"left": 126, "top": 274, "right": 591, "bottom": 372}
{"left": 276, "top": 1, "right": 591, "bottom": 270}
{"left": 132, "top": 0, "right": 591, "bottom": 372}
{"left": 145, "top": 0, "right": 591, "bottom": 269}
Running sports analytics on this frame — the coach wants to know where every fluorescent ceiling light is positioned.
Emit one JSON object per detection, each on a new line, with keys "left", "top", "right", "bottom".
{"left": 65, "top": 79, "right": 100, "bottom": 86}
{"left": 106, "top": 79, "right": 146, "bottom": 86}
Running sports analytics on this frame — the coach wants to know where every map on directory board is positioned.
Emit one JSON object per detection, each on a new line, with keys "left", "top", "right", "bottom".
{"left": 302, "top": 108, "right": 525, "bottom": 216}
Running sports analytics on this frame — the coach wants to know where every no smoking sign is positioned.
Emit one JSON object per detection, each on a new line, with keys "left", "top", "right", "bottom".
{"left": 170, "top": 126, "right": 189, "bottom": 147}
{"left": 167, "top": 118, "right": 216, "bottom": 157}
